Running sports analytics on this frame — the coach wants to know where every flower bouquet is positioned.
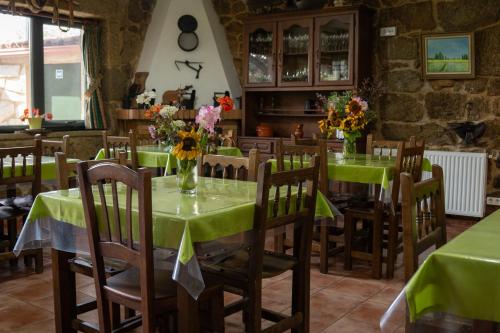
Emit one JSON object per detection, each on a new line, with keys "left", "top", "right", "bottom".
{"left": 20, "top": 108, "right": 53, "bottom": 130}
{"left": 195, "top": 105, "right": 222, "bottom": 154}
{"left": 318, "top": 91, "right": 374, "bottom": 156}
{"left": 145, "top": 104, "right": 186, "bottom": 148}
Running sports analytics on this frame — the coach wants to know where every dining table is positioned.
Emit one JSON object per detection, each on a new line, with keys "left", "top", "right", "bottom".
{"left": 95, "top": 144, "right": 243, "bottom": 174}
{"left": 272, "top": 152, "right": 432, "bottom": 194}
{"left": 14, "top": 175, "right": 334, "bottom": 333}
{"left": 381, "top": 208, "right": 500, "bottom": 332}
{"left": 2, "top": 156, "right": 79, "bottom": 181}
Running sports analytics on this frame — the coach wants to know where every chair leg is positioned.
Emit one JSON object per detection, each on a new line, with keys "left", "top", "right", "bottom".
{"left": 274, "top": 231, "right": 285, "bottom": 253}
{"left": 386, "top": 214, "right": 398, "bottom": 279}
{"left": 344, "top": 213, "right": 353, "bottom": 270}
{"left": 110, "top": 302, "right": 121, "bottom": 329}
{"left": 8, "top": 219, "right": 18, "bottom": 267}
{"left": 244, "top": 287, "right": 261, "bottom": 333}
{"left": 372, "top": 210, "right": 383, "bottom": 280}
{"left": 291, "top": 265, "right": 310, "bottom": 333}
{"left": 34, "top": 249, "right": 44, "bottom": 273}
{"left": 319, "top": 225, "right": 328, "bottom": 274}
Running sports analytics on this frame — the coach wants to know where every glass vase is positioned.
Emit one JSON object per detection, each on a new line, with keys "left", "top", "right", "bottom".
{"left": 342, "top": 131, "right": 360, "bottom": 157}
{"left": 177, "top": 159, "right": 198, "bottom": 194}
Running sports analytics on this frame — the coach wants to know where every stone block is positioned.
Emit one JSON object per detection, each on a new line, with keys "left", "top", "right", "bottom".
{"left": 476, "top": 24, "right": 500, "bottom": 76}
{"left": 379, "top": 1, "right": 435, "bottom": 33}
{"left": 487, "top": 78, "right": 500, "bottom": 96}
{"left": 378, "top": 36, "right": 418, "bottom": 61}
{"left": 466, "top": 96, "right": 491, "bottom": 120}
{"left": 382, "top": 122, "right": 454, "bottom": 145}
{"left": 425, "top": 92, "right": 466, "bottom": 120}
{"left": 437, "top": 0, "right": 500, "bottom": 31}
{"left": 464, "top": 78, "right": 489, "bottom": 94}
{"left": 385, "top": 70, "right": 423, "bottom": 93}
{"left": 380, "top": 93, "right": 423, "bottom": 122}
{"left": 430, "top": 80, "right": 455, "bottom": 91}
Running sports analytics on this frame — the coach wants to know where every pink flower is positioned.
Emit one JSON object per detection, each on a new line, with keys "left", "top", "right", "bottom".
{"left": 352, "top": 96, "right": 368, "bottom": 112}
{"left": 195, "top": 105, "right": 221, "bottom": 134}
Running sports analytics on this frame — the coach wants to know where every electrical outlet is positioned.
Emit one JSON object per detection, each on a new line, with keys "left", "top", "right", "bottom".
{"left": 486, "top": 196, "right": 500, "bottom": 206}
{"left": 380, "top": 26, "right": 397, "bottom": 37}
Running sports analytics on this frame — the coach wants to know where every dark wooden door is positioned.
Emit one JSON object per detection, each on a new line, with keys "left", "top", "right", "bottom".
{"left": 243, "top": 22, "right": 277, "bottom": 88}
{"left": 277, "top": 18, "right": 314, "bottom": 87}
{"left": 314, "top": 14, "right": 355, "bottom": 86}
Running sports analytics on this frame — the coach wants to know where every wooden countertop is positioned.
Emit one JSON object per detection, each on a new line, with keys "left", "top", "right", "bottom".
{"left": 116, "top": 108, "right": 242, "bottom": 120}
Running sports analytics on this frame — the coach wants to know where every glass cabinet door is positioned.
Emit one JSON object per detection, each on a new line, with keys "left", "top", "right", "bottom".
{"left": 244, "top": 23, "right": 276, "bottom": 87}
{"left": 314, "top": 15, "right": 354, "bottom": 86}
{"left": 278, "top": 19, "right": 313, "bottom": 86}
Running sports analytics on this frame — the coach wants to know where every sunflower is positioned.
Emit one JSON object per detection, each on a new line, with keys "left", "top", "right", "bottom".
{"left": 172, "top": 129, "right": 201, "bottom": 160}
{"left": 346, "top": 99, "right": 362, "bottom": 115}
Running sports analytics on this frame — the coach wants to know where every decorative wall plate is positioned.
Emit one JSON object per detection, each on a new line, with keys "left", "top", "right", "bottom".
{"left": 178, "top": 32, "right": 199, "bottom": 52}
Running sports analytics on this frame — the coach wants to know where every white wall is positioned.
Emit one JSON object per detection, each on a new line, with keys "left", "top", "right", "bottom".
{"left": 137, "top": 0, "right": 242, "bottom": 108}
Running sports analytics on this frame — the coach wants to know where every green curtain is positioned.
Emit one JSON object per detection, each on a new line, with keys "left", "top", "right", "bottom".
{"left": 82, "top": 24, "right": 107, "bottom": 129}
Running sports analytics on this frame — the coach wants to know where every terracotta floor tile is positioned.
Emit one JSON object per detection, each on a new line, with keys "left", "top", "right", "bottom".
{"left": 0, "top": 296, "right": 54, "bottom": 331}
{"left": 369, "top": 285, "right": 405, "bottom": 306}
{"left": 346, "top": 300, "right": 401, "bottom": 331}
{"left": 326, "top": 276, "right": 386, "bottom": 300}
{"left": 323, "top": 316, "right": 380, "bottom": 333}
{"left": 309, "top": 289, "right": 362, "bottom": 332}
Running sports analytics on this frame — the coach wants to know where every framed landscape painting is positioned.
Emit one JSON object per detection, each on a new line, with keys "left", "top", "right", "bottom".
{"left": 422, "top": 32, "right": 475, "bottom": 79}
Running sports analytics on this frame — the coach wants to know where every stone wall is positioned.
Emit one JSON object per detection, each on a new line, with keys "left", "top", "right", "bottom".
{"left": 2, "top": 0, "right": 157, "bottom": 132}
{"left": 211, "top": 0, "right": 500, "bottom": 193}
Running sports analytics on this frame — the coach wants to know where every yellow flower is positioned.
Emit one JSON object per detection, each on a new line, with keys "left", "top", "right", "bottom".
{"left": 172, "top": 129, "right": 201, "bottom": 160}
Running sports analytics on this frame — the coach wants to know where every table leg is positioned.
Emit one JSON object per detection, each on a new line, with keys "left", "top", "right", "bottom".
{"left": 177, "top": 284, "right": 200, "bottom": 333}
{"left": 52, "top": 249, "right": 77, "bottom": 333}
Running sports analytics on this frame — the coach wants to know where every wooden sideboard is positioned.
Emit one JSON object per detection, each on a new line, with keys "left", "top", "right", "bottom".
{"left": 115, "top": 108, "right": 243, "bottom": 137}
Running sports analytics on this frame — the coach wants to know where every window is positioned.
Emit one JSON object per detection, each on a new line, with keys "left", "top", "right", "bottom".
{"left": 0, "top": 12, "right": 84, "bottom": 129}
{"left": 0, "top": 14, "right": 30, "bottom": 126}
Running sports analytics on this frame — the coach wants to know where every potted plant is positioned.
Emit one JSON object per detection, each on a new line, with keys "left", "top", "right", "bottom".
{"left": 20, "top": 108, "right": 53, "bottom": 130}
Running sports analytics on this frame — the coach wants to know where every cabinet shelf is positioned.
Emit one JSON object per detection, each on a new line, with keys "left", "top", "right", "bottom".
{"left": 258, "top": 112, "right": 326, "bottom": 118}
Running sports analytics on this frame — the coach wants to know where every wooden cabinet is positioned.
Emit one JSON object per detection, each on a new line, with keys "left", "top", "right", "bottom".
{"left": 243, "top": 22, "right": 277, "bottom": 88}
{"left": 277, "top": 18, "right": 314, "bottom": 87}
{"left": 314, "top": 14, "right": 354, "bottom": 86}
{"left": 238, "top": 136, "right": 344, "bottom": 162}
{"left": 241, "top": 6, "right": 372, "bottom": 141}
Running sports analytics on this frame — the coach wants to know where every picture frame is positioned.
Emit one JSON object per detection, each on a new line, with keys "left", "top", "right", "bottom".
{"left": 421, "top": 32, "right": 475, "bottom": 79}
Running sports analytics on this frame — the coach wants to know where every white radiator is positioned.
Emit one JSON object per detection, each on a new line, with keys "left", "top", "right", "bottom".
{"left": 423, "top": 150, "right": 488, "bottom": 218}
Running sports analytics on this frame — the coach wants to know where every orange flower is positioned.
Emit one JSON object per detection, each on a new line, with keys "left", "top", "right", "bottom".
{"left": 217, "top": 96, "right": 234, "bottom": 112}
{"left": 33, "top": 108, "right": 40, "bottom": 117}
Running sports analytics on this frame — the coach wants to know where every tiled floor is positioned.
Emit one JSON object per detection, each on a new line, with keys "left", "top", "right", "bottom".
{"left": 0, "top": 218, "right": 474, "bottom": 333}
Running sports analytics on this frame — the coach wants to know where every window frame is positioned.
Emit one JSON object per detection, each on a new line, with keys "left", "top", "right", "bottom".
{"left": 0, "top": 12, "right": 86, "bottom": 132}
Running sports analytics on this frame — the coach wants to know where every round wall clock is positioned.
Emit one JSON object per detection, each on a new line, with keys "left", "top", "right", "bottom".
{"left": 178, "top": 32, "right": 199, "bottom": 52}
{"left": 177, "top": 15, "right": 199, "bottom": 52}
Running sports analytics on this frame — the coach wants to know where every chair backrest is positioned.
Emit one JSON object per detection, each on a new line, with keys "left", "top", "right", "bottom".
{"left": 275, "top": 138, "right": 328, "bottom": 194}
{"left": 250, "top": 156, "right": 320, "bottom": 283}
{"left": 197, "top": 149, "right": 259, "bottom": 181}
{"left": 391, "top": 141, "right": 426, "bottom": 209}
{"left": 0, "top": 138, "right": 42, "bottom": 198}
{"left": 35, "top": 134, "right": 70, "bottom": 156}
{"left": 102, "top": 130, "right": 138, "bottom": 170}
{"left": 366, "top": 134, "right": 419, "bottom": 158}
{"left": 77, "top": 162, "right": 155, "bottom": 325}
{"left": 290, "top": 134, "right": 318, "bottom": 146}
{"left": 55, "top": 152, "right": 127, "bottom": 190}
{"left": 401, "top": 165, "right": 447, "bottom": 282}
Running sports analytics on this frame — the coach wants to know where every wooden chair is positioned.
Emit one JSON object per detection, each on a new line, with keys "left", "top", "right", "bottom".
{"left": 35, "top": 134, "right": 70, "bottom": 156}
{"left": 102, "top": 130, "right": 139, "bottom": 170}
{"left": 202, "top": 156, "right": 320, "bottom": 332}
{"left": 197, "top": 149, "right": 259, "bottom": 181}
{"left": 344, "top": 141, "right": 426, "bottom": 278}
{"left": 275, "top": 138, "right": 341, "bottom": 274}
{"left": 0, "top": 138, "right": 43, "bottom": 272}
{"left": 366, "top": 134, "right": 417, "bottom": 157}
{"left": 77, "top": 163, "right": 176, "bottom": 333}
{"left": 401, "top": 165, "right": 447, "bottom": 283}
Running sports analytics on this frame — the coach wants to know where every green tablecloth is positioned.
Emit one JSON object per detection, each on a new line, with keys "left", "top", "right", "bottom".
{"left": 96, "top": 145, "right": 243, "bottom": 171}
{"left": 406, "top": 209, "right": 500, "bottom": 323}
{"left": 271, "top": 153, "right": 432, "bottom": 190}
{"left": 26, "top": 176, "right": 333, "bottom": 265}
{"left": 2, "top": 156, "right": 78, "bottom": 181}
